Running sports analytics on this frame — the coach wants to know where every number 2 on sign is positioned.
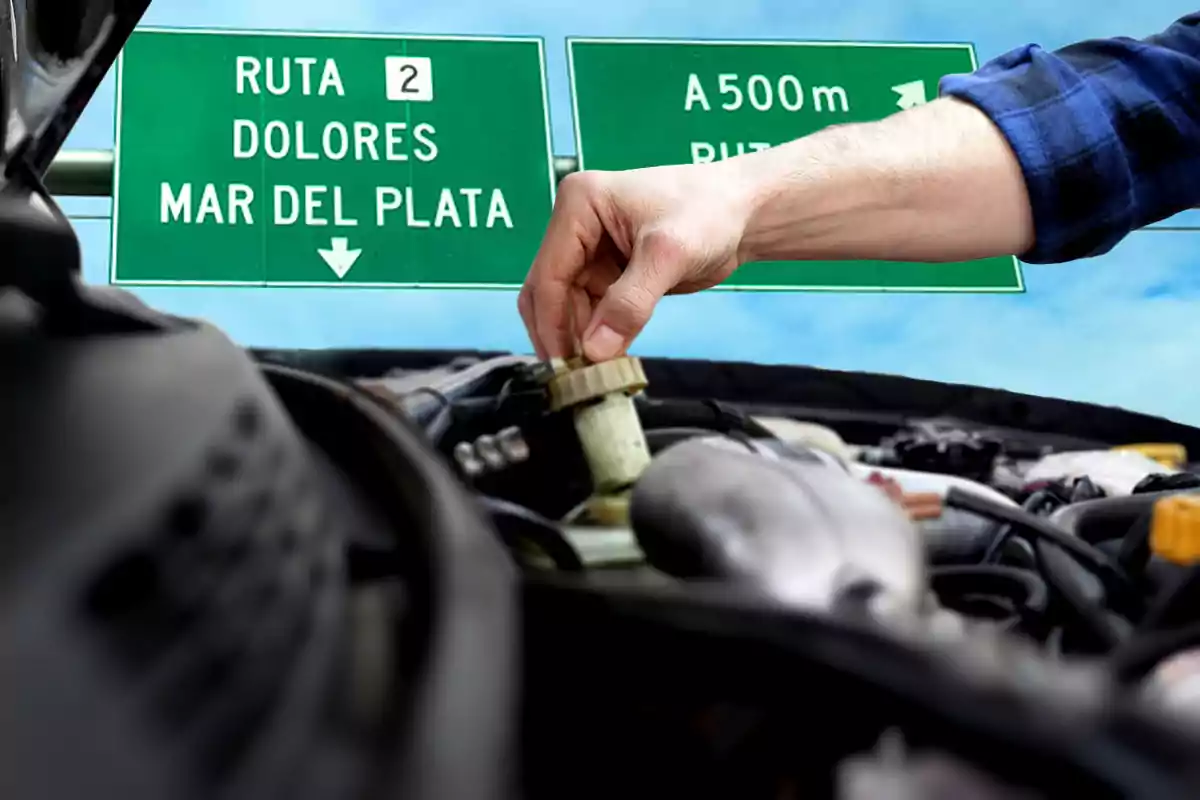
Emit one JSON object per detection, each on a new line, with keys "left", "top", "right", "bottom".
{"left": 385, "top": 56, "right": 434, "bottom": 102}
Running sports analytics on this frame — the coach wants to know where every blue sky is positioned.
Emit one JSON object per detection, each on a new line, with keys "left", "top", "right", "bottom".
{"left": 57, "top": 0, "right": 1200, "bottom": 426}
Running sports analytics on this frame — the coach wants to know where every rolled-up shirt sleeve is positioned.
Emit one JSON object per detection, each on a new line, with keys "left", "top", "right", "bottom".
{"left": 939, "top": 13, "right": 1200, "bottom": 264}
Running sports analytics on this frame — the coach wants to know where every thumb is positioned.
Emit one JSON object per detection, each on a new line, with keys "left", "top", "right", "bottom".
{"left": 583, "top": 239, "right": 678, "bottom": 362}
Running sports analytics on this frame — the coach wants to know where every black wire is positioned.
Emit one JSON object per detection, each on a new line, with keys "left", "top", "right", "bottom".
{"left": 403, "top": 386, "right": 453, "bottom": 409}
{"left": 945, "top": 488, "right": 1134, "bottom": 598}
{"left": 491, "top": 377, "right": 516, "bottom": 413}
{"left": 946, "top": 488, "right": 1139, "bottom": 650}
{"left": 478, "top": 495, "right": 585, "bottom": 572}
{"left": 930, "top": 565, "right": 1050, "bottom": 615}
{"left": 981, "top": 489, "right": 1061, "bottom": 564}
{"left": 930, "top": 565, "right": 1051, "bottom": 639}
{"left": 701, "top": 398, "right": 777, "bottom": 438}
{"left": 402, "top": 386, "right": 456, "bottom": 444}
{"left": 1033, "top": 539, "right": 1126, "bottom": 651}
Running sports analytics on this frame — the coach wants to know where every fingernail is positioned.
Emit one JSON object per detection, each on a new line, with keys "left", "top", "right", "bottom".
{"left": 584, "top": 324, "right": 623, "bottom": 361}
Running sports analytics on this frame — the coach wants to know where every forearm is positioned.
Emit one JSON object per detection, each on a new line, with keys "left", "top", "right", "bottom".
{"left": 734, "top": 12, "right": 1200, "bottom": 267}
{"left": 730, "top": 97, "right": 1035, "bottom": 265}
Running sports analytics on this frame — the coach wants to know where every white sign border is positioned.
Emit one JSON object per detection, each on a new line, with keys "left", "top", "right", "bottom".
{"left": 565, "top": 35, "right": 1024, "bottom": 294}
{"left": 110, "top": 25, "right": 559, "bottom": 289}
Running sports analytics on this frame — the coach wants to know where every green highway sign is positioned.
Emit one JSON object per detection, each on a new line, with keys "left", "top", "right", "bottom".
{"left": 567, "top": 38, "right": 1024, "bottom": 292}
{"left": 112, "top": 28, "right": 555, "bottom": 287}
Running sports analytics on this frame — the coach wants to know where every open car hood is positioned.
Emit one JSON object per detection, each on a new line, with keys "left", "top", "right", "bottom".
{"left": 0, "top": 0, "right": 149, "bottom": 190}
{"left": 254, "top": 347, "right": 1200, "bottom": 456}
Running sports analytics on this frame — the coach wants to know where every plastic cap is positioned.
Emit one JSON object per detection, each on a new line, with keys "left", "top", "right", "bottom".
{"left": 1150, "top": 494, "right": 1200, "bottom": 565}
{"left": 1113, "top": 443, "right": 1188, "bottom": 470}
{"left": 546, "top": 356, "right": 648, "bottom": 412}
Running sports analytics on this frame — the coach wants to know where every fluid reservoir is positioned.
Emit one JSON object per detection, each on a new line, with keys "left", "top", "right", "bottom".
{"left": 545, "top": 356, "right": 652, "bottom": 495}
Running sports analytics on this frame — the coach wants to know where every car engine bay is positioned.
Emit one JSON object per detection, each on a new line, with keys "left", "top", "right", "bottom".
{"left": 9, "top": 259, "right": 1200, "bottom": 799}
{"left": 304, "top": 347, "right": 1200, "bottom": 799}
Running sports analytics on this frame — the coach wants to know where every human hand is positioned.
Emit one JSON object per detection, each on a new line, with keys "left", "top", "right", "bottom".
{"left": 518, "top": 161, "right": 754, "bottom": 362}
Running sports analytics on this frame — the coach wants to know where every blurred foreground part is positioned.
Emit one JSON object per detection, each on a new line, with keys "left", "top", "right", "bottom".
{"left": 837, "top": 733, "right": 1036, "bottom": 800}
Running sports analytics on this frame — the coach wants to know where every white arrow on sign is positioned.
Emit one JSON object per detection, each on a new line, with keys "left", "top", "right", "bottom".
{"left": 891, "top": 80, "right": 928, "bottom": 111}
{"left": 318, "top": 237, "right": 362, "bottom": 279}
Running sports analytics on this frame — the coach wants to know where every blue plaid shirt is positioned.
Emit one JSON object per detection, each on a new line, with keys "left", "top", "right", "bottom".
{"left": 939, "top": 13, "right": 1200, "bottom": 264}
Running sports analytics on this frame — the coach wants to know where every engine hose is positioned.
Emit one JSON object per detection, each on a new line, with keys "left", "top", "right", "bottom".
{"left": 1033, "top": 540, "right": 1126, "bottom": 652}
{"left": 930, "top": 565, "right": 1049, "bottom": 619}
{"left": 945, "top": 489, "right": 1135, "bottom": 602}
{"left": 478, "top": 495, "right": 585, "bottom": 573}
{"left": 635, "top": 397, "right": 777, "bottom": 440}
{"left": 981, "top": 489, "right": 1062, "bottom": 565}
{"left": 946, "top": 489, "right": 1139, "bottom": 649}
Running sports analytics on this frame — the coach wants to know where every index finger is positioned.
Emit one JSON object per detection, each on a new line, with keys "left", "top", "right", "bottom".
{"left": 523, "top": 177, "right": 605, "bottom": 358}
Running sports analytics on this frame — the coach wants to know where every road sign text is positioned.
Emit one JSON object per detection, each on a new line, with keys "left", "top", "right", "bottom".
{"left": 235, "top": 56, "right": 346, "bottom": 96}
{"left": 683, "top": 73, "right": 850, "bottom": 114}
{"left": 568, "top": 38, "right": 1022, "bottom": 292}
{"left": 113, "top": 29, "right": 554, "bottom": 286}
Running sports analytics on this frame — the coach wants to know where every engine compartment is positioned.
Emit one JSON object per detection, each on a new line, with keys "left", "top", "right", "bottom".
{"left": 356, "top": 354, "right": 1200, "bottom": 643}
{"left": 343, "top": 351, "right": 1200, "bottom": 798}
{"left": 7, "top": 295, "right": 1200, "bottom": 799}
